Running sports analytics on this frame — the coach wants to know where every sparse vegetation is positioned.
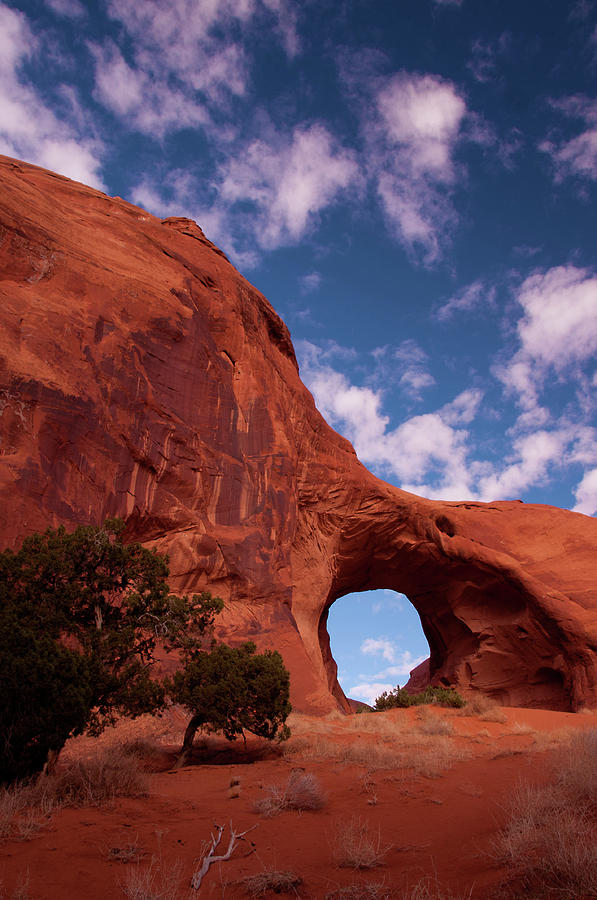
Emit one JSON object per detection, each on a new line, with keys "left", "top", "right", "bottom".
{"left": 0, "top": 519, "right": 224, "bottom": 783}
{"left": 254, "top": 770, "right": 326, "bottom": 817}
{"left": 242, "top": 869, "right": 303, "bottom": 896}
{"left": 285, "top": 728, "right": 467, "bottom": 778}
{"left": 494, "top": 727, "right": 597, "bottom": 898}
{"left": 374, "top": 686, "right": 465, "bottom": 711}
{"left": 120, "top": 856, "right": 184, "bottom": 900}
{"left": 416, "top": 708, "right": 455, "bottom": 736}
{"left": 169, "top": 640, "right": 291, "bottom": 760}
{"left": 399, "top": 878, "right": 472, "bottom": 899}
{"left": 1, "top": 521, "right": 293, "bottom": 783}
{"left": 457, "top": 694, "right": 498, "bottom": 717}
{"left": 31, "top": 743, "right": 149, "bottom": 807}
{"left": 325, "top": 883, "right": 393, "bottom": 900}
{"left": 333, "top": 816, "right": 391, "bottom": 870}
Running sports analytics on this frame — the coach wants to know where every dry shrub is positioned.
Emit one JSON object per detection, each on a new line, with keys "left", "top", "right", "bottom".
{"left": 459, "top": 694, "right": 499, "bottom": 717}
{"left": 0, "top": 871, "right": 31, "bottom": 900}
{"left": 107, "top": 837, "right": 148, "bottom": 864}
{"left": 411, "top": 737, "right": 468, "bottom": 778}
{"left": 242, "top": 870, "right": 303, "bottom": 896}
{"left": 286, "top": 731, "right": 466, "bottom": 779}
{"left": 120, "top": 857, "right": 184, "bottom": 900}
{"left": 32, "top": 744, "right": 148, "bottom": 807}
{"left": 510, "top": 722, "right": 535, "bottom": 736}
{"left": 283, "top": 734, "right": 334, "bottom": 760}
{"left": 494, "top": 728, "right": 597, "bottom": 898}
{"left": 0, "top": 784, "right": 54, "bottom": 842}
{"left": 334, "top": 816, "right": 391, "bottom": 870}
{"left": 458, "top": 694, "right": 507, "bottom": 723}
{"left": 416, "top": 709, "right": 454, "bottom": 736}
{"left": 254, "top": 771, "right": 326, "bottom": 817}
{"left": 530, "top": 727, "right": 573, "bottom": 751}
{"left": 340, "top": 743, "right": 402, "bottom": 770}
{"left": 347, "top": 715, "right": 404, "bottom": 738}
{"left": 400, "top": 877, "right": 472, "bottom": 899}
{"left": 325, "top": 883, "right": 393, "bottom": 899}
{"left": 0, "top": 787, "right": 27, "bottom": 841}
{"left": 553, "top": 727, "right": 597, "bottom": 808}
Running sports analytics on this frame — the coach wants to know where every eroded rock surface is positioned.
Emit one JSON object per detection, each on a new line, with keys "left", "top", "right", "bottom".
{"left": 1, "top": 155, "right": 596, "bottom": 712}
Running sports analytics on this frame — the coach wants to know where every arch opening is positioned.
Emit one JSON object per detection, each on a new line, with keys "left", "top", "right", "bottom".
{"left": 325, "top": 589, "right": 431, "bottom": 708}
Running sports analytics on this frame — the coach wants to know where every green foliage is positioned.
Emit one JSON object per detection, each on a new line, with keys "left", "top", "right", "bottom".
{"left": 374, "top": 684, "right": 465, "bottom": 711}
{"left": 0, "top": 520, "right": 223, "bottom": 783}
{"left": 0, "top": 615, "right": 96, "bottom": 784}
{"left": 169, "top": 641, "right": 292, "bottom": 747}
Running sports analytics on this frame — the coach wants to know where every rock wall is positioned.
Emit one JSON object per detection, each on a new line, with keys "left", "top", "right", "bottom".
{"left": 1, "top": 155, "right": 596, "bottom": 712}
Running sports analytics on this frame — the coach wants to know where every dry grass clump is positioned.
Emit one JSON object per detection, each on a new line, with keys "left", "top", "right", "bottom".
{"left": 254, "top": 770, "right": 326, "bottom": 817}
{"left": 400, "top": 877, "right": 472, "bottom": 899}
{"left": 242, "top": 869, "right": 303, "bottom": 896}
{"left": 107, "top": 836, "right": 148, "bottom": 864}
{"left": 416, "top": 709, "right": 454, "bottom": 736}
{"left": 283, "top": 734, "right": 336, "bottom": 760}
{"left": 340, "top": 743, "right": 403, "bottom": 770}
{"left": 285, "top": 729, "right": 467, "bottom": 779}
{"left": 1, "top": 744, "right": 146, "bottom": 842}
{"left": 552, "top": 727, "right": 597, "bottom": 807}
{"left": 120, "top": 857, "right": 184, "bottom": 900}
{"left": 31, "top": 744, "right": 148, "bottom": 807}
{"left": 458, "top": 695, "right": 506, "bottom": 723}
{"left": 494, "top": 728, "right": 597, "bottom": 898}
{"left": 325, "top": 882, "right": 393, "bottom": 899}
{"left": 0, "top": 787, "right": 28, "bottom": 841}
{"left": 333, "top": 816, "right": 391, "bottom": 870}
{"left": 347, "top": 714, "right": 405, "bottom": 738}
{"left": 0, "top": 871, "right": 31, "bottom": 900}
{"left": 509, "top": 722, "right": 535, "bottom": 736}
{"left": 0, "top": 784, "right": 55, "bottom": 842}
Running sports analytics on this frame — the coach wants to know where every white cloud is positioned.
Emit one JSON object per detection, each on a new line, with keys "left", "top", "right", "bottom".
{"left": 436, "top": 279, "right": 497, "bottom": 321}
{"left": 541, "top": 96, "right": 597, "bottom": 181}
{"left": 297, "top": 340, "right": 478, "bottom": 499}
{"left": 300, "top": 272, "right": 321, "bottom": 294}
{"left": 467, "top": 34, "right": 510, "bottom": 84}
{"left": 217, "top": 124, "right": 359, "bottom": 249}
{"left": 91, "top": 41, "right": 208, "bottom": 138}
{"left": 133, "top": 124, "right": 357, "bottom": 261}
{"left": 361, "top": 637, "right": 396, "bottom": 662}
{"left": 44, "top": 0, "right": 86, "bottom": 18}
{"left": 393, "top": 340, "right": 436, "bottom": 398}
{"left": 0, "top": 3, "right": 104, "bottom": 188}
{"left": 367, "top": 72, "right": 469, "bottom": 263}
{"left": 348, "top": 649, "right": 427, "bottom": 703}
{"left": 497, "top": 266, "right": 597, "bottom": 417}
{"left": 573, "top": 468, "right": 597, "bottom": 515}
{"left": 298, "top": 336, "right": 597, "bottom": 504}
{"left": 477, "top": 430, "right": 566, "bottom": 499}
{"left": 94, "top": 0, "right": 300, "bottom": 138}
{"left": 373, "top": 651, "right": 427, "bottom": 680}
{"left": 347, "top": 682, "right": 394, "bottom": 705}
{"left": 441, "top": 389, "right": 484, "bottom": 425}
{"left": 432, "top": 0, "right": 463, "bottom": 6}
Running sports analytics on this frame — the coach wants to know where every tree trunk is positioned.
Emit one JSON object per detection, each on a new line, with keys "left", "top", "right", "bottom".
{"left": 43, "top": 748, "right": 59, "bottom": 776}
{"left": 177, "top": 714, "right": 204, "bottom": 767}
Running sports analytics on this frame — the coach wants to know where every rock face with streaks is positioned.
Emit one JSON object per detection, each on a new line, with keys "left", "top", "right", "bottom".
{"left": 1, "top": 155, "right": 596, "bottom": 713}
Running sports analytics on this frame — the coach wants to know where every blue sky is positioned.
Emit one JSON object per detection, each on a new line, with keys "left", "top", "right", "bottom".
{"left": 2, "top": 0, "right": 597, "bottom": 704}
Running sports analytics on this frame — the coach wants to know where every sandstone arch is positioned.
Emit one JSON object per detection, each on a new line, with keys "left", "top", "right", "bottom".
{"left": 1, "top": 155, "right": 596, "bottom": 713}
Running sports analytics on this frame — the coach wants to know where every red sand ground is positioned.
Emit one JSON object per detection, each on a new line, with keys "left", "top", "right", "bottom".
{"left": 1, "top": 705, "right": 596, "bottom": 899}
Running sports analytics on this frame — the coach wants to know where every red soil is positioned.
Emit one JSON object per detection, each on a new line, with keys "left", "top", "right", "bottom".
{"left": 2, "top": 705, "right": 595, "bottom": 899}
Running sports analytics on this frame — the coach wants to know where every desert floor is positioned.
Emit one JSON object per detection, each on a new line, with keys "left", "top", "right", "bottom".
{"left": 1, "top": 701, "right": 596, "bottom": 899}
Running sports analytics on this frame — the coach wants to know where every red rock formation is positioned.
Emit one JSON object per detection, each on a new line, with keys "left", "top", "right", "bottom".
{"left": 1, "top": 154, "right": 596, "bottom": 713}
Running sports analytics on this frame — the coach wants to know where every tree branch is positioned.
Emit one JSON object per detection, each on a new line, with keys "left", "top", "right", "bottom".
{"left": 190, "top": 822, "right": 257, "bottom": 891}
